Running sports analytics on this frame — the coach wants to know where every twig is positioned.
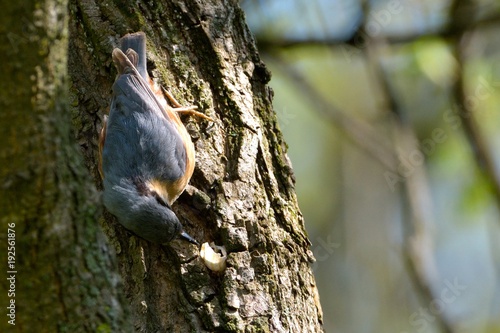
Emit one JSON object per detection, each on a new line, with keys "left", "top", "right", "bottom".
{"left": 448, "top": 1, "right": 500, "bottom": 209}
{"left": 264, "top": 53, "right": 398, "bottom": 172}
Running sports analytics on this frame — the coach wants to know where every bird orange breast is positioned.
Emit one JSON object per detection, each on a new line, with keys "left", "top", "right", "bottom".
{"left": 147, "top": 79, "right": 195, "bottom": 205}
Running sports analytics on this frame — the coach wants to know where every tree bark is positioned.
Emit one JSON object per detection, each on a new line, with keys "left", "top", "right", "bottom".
{"left": 0, "top": 1, "right": 128, "bottom": 332}
{"left": 2, "top": 0, "right": 324, "bottom": 332}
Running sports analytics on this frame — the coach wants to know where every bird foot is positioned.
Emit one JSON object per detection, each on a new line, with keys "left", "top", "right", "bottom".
{"left": 161, "top": 86, "right": 215, "bottom": 122}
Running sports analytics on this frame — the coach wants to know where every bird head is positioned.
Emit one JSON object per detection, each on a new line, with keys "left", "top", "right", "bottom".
{"left": 103, "top": 178, "right": 197, "bottom": 245}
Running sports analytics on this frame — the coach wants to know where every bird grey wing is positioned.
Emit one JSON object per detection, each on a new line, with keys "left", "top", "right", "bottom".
{"left": 107, "top": 37, "right": 189, "bottom": 197}
{"left": 104, "top": 75, "right": 186, "bottom": 182}
{"left": 112, "top": 48, "right": 172, "bottom": 123}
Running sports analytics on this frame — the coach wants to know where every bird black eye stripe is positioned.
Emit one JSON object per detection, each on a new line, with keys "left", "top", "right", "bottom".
{"left": 152, "top": 191, "right": 170, "bottom": 208}
{"left": 132, "top": 176, "right": 150, "bottom": 196}
{"left": 131, "top": 176, "right": 170, "bottom": 208}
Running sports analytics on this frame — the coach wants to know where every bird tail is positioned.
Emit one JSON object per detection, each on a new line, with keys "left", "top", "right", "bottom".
{"left": 112, "top": 32, "right": 175, "bottom": 122}
{"left": 119, "top": 32, "right": 148, "bottom": 81}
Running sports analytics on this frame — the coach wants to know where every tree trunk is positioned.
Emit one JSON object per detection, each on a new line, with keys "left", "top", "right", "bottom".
{"left": 0, "top": 1, "right": 129, "bottom": 332}
{"left": 2, "top": 0, "right": 324, "bottom": 332}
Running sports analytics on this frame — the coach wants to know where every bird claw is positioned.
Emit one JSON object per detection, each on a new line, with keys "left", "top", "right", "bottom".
{"left": 161, "top": 86, "right": 215, "bottom": 122}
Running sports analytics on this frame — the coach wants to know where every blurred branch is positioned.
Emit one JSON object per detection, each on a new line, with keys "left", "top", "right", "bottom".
{"left": 451, "top": 53, "right": 500, "bottom": 203}
{"left": 448, "top": 4, "right": 500, "bottom": 316}
{"left": 365, "top": 43, "right": 455, "bottom": 333}
{"left": 264, "top": 52, "right": 397, "bottom": 172}
{"left": 257, "top": 9, "right": 500, "bottom": 52}
{"left": 448, "top": 1, "right": 500, "bottom": 208}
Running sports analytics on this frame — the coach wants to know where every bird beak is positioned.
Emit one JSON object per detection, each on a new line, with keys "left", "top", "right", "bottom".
{"left": 179, "top": 231, "right": 199, "bottom": 246}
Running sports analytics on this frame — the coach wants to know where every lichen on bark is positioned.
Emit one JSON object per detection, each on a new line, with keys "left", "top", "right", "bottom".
{"left": 65, "top": 0, "right": 325, "bottom": 332}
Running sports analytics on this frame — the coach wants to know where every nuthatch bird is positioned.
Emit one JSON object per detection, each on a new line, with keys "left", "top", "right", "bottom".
{"left": 99, "top": 32, "right": 200, "bottom": 245}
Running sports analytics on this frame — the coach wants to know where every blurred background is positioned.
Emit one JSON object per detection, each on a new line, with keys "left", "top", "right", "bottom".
{"left": 240, "top": 0, "right": 500, "bottom": 332}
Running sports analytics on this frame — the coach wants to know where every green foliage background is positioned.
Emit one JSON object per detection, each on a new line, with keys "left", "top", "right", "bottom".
{"left": 243, "top": 0, "right": 500, "bottom": 332}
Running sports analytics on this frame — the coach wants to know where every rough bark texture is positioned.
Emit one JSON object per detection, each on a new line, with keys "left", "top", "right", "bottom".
{"left": 0, "top": 0, "right": 128, "bottom": 332}
{"left": 68, "top": 0, "right": 323, "bottom": 331}
{"left": 2, "top": 0, "right": 323, "bottom": 332}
